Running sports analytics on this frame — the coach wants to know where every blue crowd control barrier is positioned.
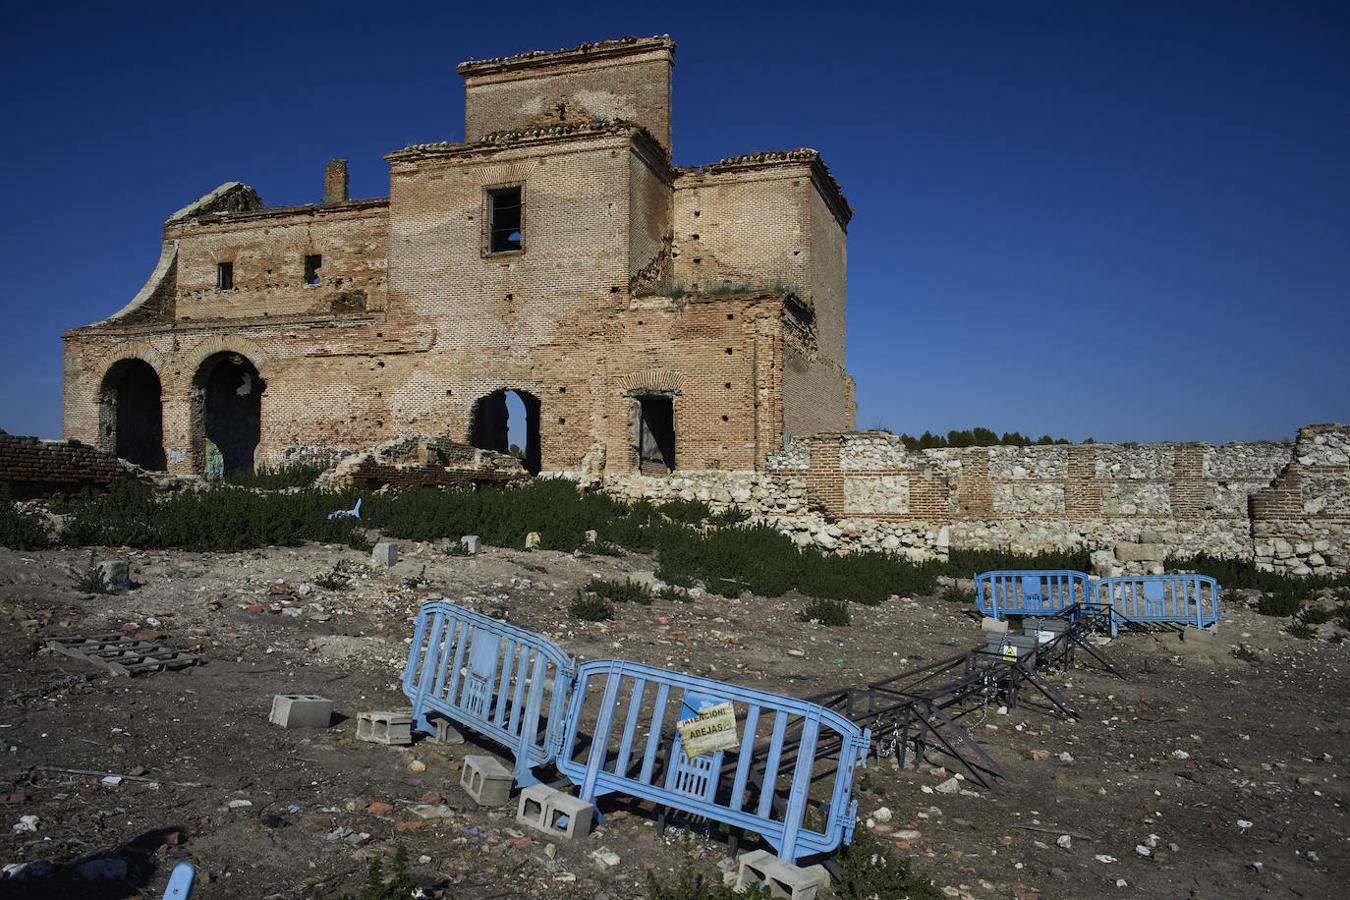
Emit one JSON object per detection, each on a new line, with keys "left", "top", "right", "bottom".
{"left": 402, "top": 600, "right": 576, "bottom": 786}
{"left": 975, "top": 570, "right": 1092, "bottom": 619}
{"left": 555, "top": 659, "right": 871, "bottom": 864}
{"left": 1092, "top": 574, "right": 1220, "bottom": 634}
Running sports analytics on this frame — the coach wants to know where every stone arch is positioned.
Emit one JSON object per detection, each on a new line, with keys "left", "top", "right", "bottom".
{"left": 191, "top": 351, "right": 265, "bottom": 476}
{"left": 97, "top": 358, "right": 166, "bottom": 470}
{"left": 468, "top": 388, "right": 541, "bottom": 475}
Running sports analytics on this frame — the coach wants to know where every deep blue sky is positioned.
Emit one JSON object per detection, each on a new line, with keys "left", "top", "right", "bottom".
{"left": 2, "top": 2, "right": 1346, "bottom": 443}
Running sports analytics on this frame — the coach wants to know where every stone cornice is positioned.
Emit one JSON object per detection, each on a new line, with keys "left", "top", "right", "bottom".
{"left": 457, "top": 35, "right": 675, "bottom": 78}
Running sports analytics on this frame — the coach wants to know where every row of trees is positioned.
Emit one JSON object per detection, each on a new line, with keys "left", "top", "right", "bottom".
{"left": 895, "top": 428, "right": 1078, "bottom": 449}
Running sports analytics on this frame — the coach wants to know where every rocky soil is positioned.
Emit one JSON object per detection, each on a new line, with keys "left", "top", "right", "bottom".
{"left": 0, "top": 539, "right": 1345, "bottom": 898}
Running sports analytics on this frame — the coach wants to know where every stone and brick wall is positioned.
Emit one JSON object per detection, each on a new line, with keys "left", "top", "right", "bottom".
{"left": 1251, "top": 424, "right": 1350, "bottom": 576}
{"left": 606, "top": 428, "right": 1350, "bottom": 577}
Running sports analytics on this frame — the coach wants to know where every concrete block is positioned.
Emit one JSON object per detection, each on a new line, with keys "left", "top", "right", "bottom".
{"left": 355, "top": 709, "right": 413, "bottom": 745}
{"left": 96, "top": 560, "right": 131, "bottom": 591}
{"left": 460, "top": 535, "right": 480, "bottom": 555}
{"left": 980, "top": 616, "right": 1009, "bottom": 633}
{"left": 459, "top": 755, "right": 513, "bottom": 807}
{"left": 371, "top": 542, "right": 399, "bottom": 566}
{"left": 433, "top": 719, "right": 465, "bottom": 744}
{"left": 984, "top": 634, "right": 1037, "bottom": 662}
{"left": 525, "top": 531, "right": 541, "bottom": 550}
{"left": 1114, "top": 541, "right": 1166, "bottom": 563}
{"left": 517, "top": 784, "right": 594, "bottom": 841}
{"left": 269, "top": 694, "right": 333, "bottom": 728}
{"left": 734, "top": 849, "right": 831, "bottom": 899}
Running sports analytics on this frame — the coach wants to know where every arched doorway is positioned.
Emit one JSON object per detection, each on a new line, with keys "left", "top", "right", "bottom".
{"left": 192, "top": 352, "right": 263, "bottom": 476}
{"left": 469, "top": 389, "right": 540, "bottom": 475}
{"left": 98, "top": 359, "right": 166, "bottom": 470}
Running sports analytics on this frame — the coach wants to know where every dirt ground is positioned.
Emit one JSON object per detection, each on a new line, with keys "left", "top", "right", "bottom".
{"left": 0, "top": 538, "right": 1345, "bottom": 899}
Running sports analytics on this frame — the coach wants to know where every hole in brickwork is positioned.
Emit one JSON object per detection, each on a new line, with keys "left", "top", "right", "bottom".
{"left": 726, "top": 313, "right": 734, "bottom": 320}
{"left": 724, "top": 382, "right": 732, "bottom": 389}
{"left": 725, "top": 348, "right": 733, "bottom": 355}
{"left": 304, "top": 254, "right": 322, "bottom": 286}
{"left": 469, "top": 388, "right": 541, "bottom": 475}
{"left": 721, "top": 415, "right": 729, "bottom": 422}
{"left": 216, "top": 261, "right": 234, "bottom": 291}
{"left": 635, "top": 395, "right": 676, "bottom": 474}
{"left": 99, "top": 359, "right": 165, "bottom": 471}
{"left": 558, "top": 386, "right": 566, "bottom": 393}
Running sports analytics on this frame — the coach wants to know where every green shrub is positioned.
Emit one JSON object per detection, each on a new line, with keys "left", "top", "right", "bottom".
{"left": 1288, "top": 621, "right": 1318, "bottom": 639}
{"left": 342, "top": 845, "right": 417, "bottom": 900}
{"left": 223, "top": 463, "right": 325, "bottom": 490}
{"left": 402, "top": 565, "right": 430, "bottom": 589}
{"left": 1169, "top": 553, "right": 1350, "bottom": 594}
{"left": 73, "top": 563, "right": 111, "bottom": 594}
{"left": 657, "top": 498, "right": 714, "bottom": 525}
{"left": 835, "top": 824, "right": 943, "bottom": 899}
{"left": 0, "top": 495, "right": 50, "bottom": 550}
{"left": 569, "top": 591, "right": 614, "bottom": 622}
{"left": 58, "top": 481, "right": 364, "bottom": 552}
{"left": 1257, "top": 590, "right": 1304, "bottom": 617}
{"left": 657, "top": 585, "right": 693, "bottom": 603}
{"left": 940, "top": 585, "right": 969, "bottom": 604}
{"left": 315, "top": 561, "right": 353, "bottom": 590}
{"left": 709, "top": 506, "right": 751, "bottom": 527}
{"left": 798, "top": 598, "right": 851, "bottom": 626}
{"left": 1298, "top": 605, "right": 1334, "bottom": 626}
{"left": 585, "top": 577, "right": 654, "bottom": 605}
{"left": 646, "top": 871, "right": 746, "bottom": 899}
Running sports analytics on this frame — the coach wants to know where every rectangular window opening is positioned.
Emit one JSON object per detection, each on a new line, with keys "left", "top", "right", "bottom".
{"left": 637, "top": 396, "right": 676, "bottom": 474}
{"left": 304, "top": 254, "right": 322, "bottom": 286}
{"left": 216, "top": 261, "right": 234, "bottom": 291}
{"left": 487, "top": 186, "right": 523, "bottom": 253}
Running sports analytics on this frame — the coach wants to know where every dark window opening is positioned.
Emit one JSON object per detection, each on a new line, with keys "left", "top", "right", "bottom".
{"left": 304, "top": 254, "right": 322, "bottom": 286}
{"left": 469, "top": 388, "right": 541, "bottom": 475}
{"left": 488, "top": 186, "right": 523, "bottom": 253}
{"left": 217, "top": 261, "right": 234, "bottom": 291}
{"left": 637, "top": 396, "right": 676, "bottom": 475}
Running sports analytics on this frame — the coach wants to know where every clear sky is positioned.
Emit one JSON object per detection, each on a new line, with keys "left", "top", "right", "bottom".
{"left": 1, "top": 1, "right": 1346, "bottom": 443}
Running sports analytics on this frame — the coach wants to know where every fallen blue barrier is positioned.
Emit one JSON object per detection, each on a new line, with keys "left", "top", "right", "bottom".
{"left": 555, "top": 658, "right": 871, "bottom": 864}
{"left": 975, "top": 570, "right": 1091, "bottom": 619}
{"left": 402, "top": 600, "right": 575, "bottom": 787}
{"left": 327, "top": 497, "right": 362, "bottom": 520}
{"left": 1092, "top": 574, "right": 1220, "bottom": 634}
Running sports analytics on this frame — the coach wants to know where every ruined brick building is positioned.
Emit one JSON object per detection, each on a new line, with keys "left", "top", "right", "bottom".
{"left": 62, "top": 35, "right": 855, "bottom": 477}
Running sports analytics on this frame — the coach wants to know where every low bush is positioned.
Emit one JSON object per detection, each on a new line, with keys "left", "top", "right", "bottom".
{"left": 1169, "top": 553, "right": 1350, "bottom": 594}
{"left": 223, "top": 463, "right": 325, "bottom": 490}
{"left": 1257, "top": 590, "right": 1303, "bottom": 617}
{"left": 0, "top": 494, "right": 50, "bottom": 550}
{"left": 798, "top": 598, "right": 851, "bottom": 626}
{"left": 315, "top": 561, "right": 353, "bottom": 590}
{"left": 73, "top": 563, "right": 111, "bottom": 594}
{"left": 585, "top": 577, "right": 654, "bottom": 605}
{"left": 569, "top": 591, "right": 614, "bottom": 621}
{"left": 1297, "top": 605, "right": 1334, "bottom": 626}
{"left": 57, "top": 481, "right": 364, "bottom": 552}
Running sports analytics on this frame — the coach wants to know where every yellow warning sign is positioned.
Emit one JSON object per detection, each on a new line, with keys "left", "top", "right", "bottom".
{"left": 676, "top": 700, "right": 739, "bottom": 757}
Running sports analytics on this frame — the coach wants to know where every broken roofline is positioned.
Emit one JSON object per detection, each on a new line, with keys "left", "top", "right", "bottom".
{"left": 456, "top": 34, "right": 675, "bottom": 77}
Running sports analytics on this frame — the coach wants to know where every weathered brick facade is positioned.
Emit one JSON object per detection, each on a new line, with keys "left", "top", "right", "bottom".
{"left": 62, "top": 35, "right": 856, "bottom": 477}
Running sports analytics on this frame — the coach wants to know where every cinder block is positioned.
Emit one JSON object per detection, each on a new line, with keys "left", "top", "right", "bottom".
{"left": 980, "top": 616, "right": 1009, "bottom": 633}
{"left": 459, "top": 755, "right": 513, "bottom": 807}
{"left": 433, "top": 720, "right": 465, "bottom": 744}
{"left": 355, "top": 710, "right": 413, "bottom": 745}
{"left": 269, "top": 694, "right": 333, "bottom": 728}
{"left": 525, "top": 531, "right": 541, "bottom": 550}
{"left": 460, "top": 535, "right": 480, "bottom": 555}
{"left": 516, "top": 784, "right": 594, "bottom": 841}
{"left": 371, "top": 542, "right": 399, "bottom": 566}
{"left": 734, "top": 849, "right": 831, "bottom": 899}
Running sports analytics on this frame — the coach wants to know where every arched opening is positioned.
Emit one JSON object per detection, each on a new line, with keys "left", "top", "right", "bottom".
{"left": 469, "top": 389, "right": 540, "bottom": 475}
{"left": 192, "top": 352, "right": 263, "bottom": 476}
{"left": 98, "top": 359, "right": 165, "bottom": 471}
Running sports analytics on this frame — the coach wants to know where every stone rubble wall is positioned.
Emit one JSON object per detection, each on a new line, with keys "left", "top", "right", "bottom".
{"left": 603, "top": 426, "right": 1350, "bottom": 578}
{"left": 1251, "top": 425, "right": 1350, "bottom": 577}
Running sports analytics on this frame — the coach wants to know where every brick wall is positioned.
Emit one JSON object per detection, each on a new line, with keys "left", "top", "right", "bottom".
{"left": 1251, "top": 424, "right": 1350, "bottom": 576}
{"left": 0, "top": 432, "right": 129, "bottom": 498}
